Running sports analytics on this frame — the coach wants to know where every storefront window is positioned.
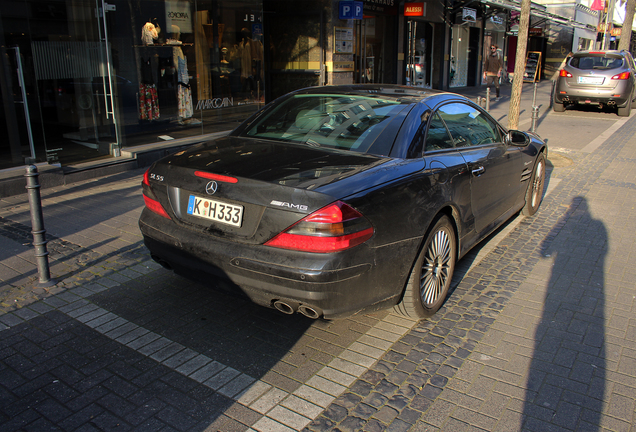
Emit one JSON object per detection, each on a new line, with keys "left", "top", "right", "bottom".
{"left": 450, "top": 20, "right": 480, "bottom": 88}
{"left": 108, "top": 0, "right": 264, "bottom": 148}
{"left": 0, "top": 0, "right": 264, "bottom": 168}
{"left": 450, "top": 25, "right": 470, "bottom": 87}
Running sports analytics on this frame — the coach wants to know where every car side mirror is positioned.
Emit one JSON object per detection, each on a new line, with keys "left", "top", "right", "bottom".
{"left": 506, "top": 130, "right": 530, "bottom": 146}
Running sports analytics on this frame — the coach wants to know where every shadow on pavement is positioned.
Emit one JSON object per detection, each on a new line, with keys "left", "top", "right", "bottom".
{"left": 522, "top": 196, "right": 606, "bottom": 430}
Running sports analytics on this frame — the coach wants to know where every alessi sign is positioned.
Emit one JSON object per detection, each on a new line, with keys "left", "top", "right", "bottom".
{"left": 404, "top": 2, "right": 425, "bottom": 16}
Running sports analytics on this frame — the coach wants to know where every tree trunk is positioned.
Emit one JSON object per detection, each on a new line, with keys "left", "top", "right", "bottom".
{"left": 508, "top": 0, "right": 532, "bottom": 130}
{"left": 619, "top": 0, "right": 636, "bottom": 51}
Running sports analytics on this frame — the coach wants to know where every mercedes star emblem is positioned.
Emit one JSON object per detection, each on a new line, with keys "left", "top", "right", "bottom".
{"left": 205, "top": 181, "right": 218, "bottom": 195}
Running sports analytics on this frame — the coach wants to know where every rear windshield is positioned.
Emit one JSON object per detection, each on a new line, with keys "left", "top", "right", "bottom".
{"left": 570, "top": 55, "right": 624, "bottom": 70}
{"left": 242, "top": 94, "right": 408, "bottom": 154}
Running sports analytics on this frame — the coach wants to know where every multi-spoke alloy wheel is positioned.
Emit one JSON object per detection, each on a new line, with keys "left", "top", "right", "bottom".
{"left": 394, "top": 215, "right": 456, "bottom": 319}
{"left": 522, "top": 153, "right": 546, "bottom": 216}
{"left": 420, "top": 229, "right": 452, "bottom": 306}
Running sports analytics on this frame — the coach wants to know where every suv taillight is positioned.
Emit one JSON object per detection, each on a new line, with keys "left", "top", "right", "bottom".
{"left": 611, "top": 72, "right": 630, "bottom": 80}
{"left": 560, "top": 70, "right": 572, "bottom": 78}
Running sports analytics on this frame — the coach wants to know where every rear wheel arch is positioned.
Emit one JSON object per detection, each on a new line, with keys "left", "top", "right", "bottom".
{"left": 393, "top": 206, "right": 460, "bottom": 319}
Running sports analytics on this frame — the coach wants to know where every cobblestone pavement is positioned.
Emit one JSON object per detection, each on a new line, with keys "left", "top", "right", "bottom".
{"left": 1, "top": 88, "right": 635, "bottom": 431}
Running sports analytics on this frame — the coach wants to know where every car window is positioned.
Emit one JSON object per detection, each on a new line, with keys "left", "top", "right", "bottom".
{"left": 570, "top": 55, "right": 624, "bottom": 70}
{"left": 424, "top": 112, "right": 454, "bottom": 152}
{"left": 242, "top": 94, "right": 408, "bottom": 154}
{"left": 436, "top": 102, "right": 501, "bottom": 147}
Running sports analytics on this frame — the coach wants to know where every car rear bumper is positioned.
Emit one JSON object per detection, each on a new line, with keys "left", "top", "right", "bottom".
{"left": 554, "top": 80, "right": 632, "bottom": 107}
{"left": 139, "top": 209, "right": 410, "bottom": 318}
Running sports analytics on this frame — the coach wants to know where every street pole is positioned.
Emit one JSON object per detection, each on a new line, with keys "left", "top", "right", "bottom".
{"left": 25, "top": 165, "right": 55, "bottom": 288}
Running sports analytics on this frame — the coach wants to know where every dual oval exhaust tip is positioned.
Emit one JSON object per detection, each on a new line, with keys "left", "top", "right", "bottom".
{"left": 273, "top": 300, "right": 322, "bottom": 319}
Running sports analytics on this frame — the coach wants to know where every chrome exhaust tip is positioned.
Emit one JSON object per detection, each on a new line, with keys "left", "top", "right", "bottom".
{"left": 298, "top": 304, "right": 322, "bottom": 319}
{"left": 273, "top": 300, "right": 298, "bottom": 315}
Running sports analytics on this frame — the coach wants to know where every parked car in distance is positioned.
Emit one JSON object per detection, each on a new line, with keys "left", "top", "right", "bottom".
{"left": 139, "top": 85, "right": 547, "bottom": 320}
{"left": 553, "top": 50, "right": 636, "bottom": 116}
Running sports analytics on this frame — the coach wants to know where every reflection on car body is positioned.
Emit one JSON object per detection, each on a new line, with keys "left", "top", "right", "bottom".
{"left": 139, "top": 84, "right": 547, "bottom": 320}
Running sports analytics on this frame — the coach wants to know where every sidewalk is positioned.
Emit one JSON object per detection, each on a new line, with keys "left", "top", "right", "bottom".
{"left": 0, "top": 87, "right": 635, "bottom": 431}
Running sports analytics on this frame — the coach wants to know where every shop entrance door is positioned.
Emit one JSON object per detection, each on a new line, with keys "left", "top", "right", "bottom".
{"left": 406, "top": 20, "right": 434, "bottom": 88}
{"left": 356, "top": 16, "right": 384, "bottom": 84}
{"left": 30, "top": 0, "right": 119, "bottom": 164}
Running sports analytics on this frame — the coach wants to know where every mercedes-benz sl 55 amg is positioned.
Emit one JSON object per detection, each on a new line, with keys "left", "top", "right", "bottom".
{"left": 139, "top": 85, "right": 547, "bottom": 320}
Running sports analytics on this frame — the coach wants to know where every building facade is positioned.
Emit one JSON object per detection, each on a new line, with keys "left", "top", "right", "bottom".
{"left": 0, "top": 0, "right": 600, "bottom": 173}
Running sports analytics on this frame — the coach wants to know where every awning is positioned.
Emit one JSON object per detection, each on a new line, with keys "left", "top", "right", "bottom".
{"left": 479, "top": 0, "right": 597, "bottom": 30}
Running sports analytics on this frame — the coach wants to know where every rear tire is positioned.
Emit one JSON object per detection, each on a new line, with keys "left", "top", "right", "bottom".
{"left": 618, "top": 97, "right": 632, "bottom": 117}
{"left": 553, "top": 101, "right": 565, "bottom": 112}
{"left": 522, "top": 153, "right": 546, "bottom": 216}
{"left": 394, "top": 215, "right": 456, "bottom": 319}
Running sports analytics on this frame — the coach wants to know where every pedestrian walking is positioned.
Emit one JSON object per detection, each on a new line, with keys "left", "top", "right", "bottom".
{"left": 484, "top": 44, "right": 503, "bottom": 99}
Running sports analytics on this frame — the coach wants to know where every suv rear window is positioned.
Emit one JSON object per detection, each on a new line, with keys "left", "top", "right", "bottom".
{"left": 570, "top": 55, "right": 624, "bottom": 70}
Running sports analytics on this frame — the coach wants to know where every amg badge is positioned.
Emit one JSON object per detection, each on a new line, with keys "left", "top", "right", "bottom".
{"left": 270, "top": 200, "right": 309, "bottom": 212}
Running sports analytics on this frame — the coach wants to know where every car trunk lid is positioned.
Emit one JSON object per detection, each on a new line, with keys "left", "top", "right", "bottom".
{"left": 145, "top": 136, "right": 414, "bottom": 244}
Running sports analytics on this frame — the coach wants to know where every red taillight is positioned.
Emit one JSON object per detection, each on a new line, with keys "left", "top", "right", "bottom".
{"left": 560, "top": 70, "right": 572, "bottom": 78}
{"left": 142, "top": 168, "right": 171, "bottom": 219}
{"left": 194, "top": 171, "right": 238, "bottom": 183}
{"left": 265, "top": 201, "right": 374, "bottom": 253}
{"left": 143, "top": 195, "right": 171, "bottom": 219}
{"left": 611, "top": 71, "right": 630, "bottom": 80}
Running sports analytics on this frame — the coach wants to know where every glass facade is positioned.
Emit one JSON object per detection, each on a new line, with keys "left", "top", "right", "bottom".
{"left": 0, "top": 0, "right": 264, "bottom": 169}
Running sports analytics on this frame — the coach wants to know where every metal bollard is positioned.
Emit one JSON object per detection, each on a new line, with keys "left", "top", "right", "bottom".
{"left": 530, "top": 82, "right": 539, "bottom": 133}
{"left": 485, "top": 87, "right": 491, "bottom": 112}
{"left": 477, "top": 96, "right": 482, "bottom": 107}
{"left": 531, "top": 106, "right": 539, "bottom": 133}
{"left": 25, "top": 165, "right": 55, "bottom": 288}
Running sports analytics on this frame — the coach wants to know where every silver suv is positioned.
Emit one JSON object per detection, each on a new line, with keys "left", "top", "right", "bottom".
{"left": 553, "top": 50, "right": 636, "bottom": 116}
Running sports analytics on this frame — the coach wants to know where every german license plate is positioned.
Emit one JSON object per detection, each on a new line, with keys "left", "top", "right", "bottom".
{"left": 187, "top": 195, "right": 243, "bottom": 227}
{"left": 578, "top": 76, "right": 604, "bottom": 85}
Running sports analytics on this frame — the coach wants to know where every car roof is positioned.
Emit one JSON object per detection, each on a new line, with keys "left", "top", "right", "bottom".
{"left": 573, "top": 50, "right": 628, "bottom": 57}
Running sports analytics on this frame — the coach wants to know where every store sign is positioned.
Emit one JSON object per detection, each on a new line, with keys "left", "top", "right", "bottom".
{"left": 195, "top": 97, "right": 234, "bottom": 110}
{"left": 529, "top": 27, "right": 543, "bottom": 36}
{"left": 333, "top": 61, "right": 355, "bottom": 72}
{"left": 166, "top": 1, "right": 192, "bottom": 33}
{"left": 462, "top": 7, "right": 476, "bottom": 22}
{"left": 404, "top": 3, "right": 425, "bottom": 17}
{"left": 339, "top": 1, "right": 364, "bottom": 19}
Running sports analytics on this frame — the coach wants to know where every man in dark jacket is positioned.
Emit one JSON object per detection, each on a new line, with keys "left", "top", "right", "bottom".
{"left": 483, "top": 44, "right": 503, "bottom": 99}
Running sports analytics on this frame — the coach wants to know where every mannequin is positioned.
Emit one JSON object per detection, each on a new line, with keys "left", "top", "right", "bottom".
{"left": 141, "top": 21, "right": 158, "bottom": 45}
{"left": 171, "top": 26, "right": 194, "bottom": 123}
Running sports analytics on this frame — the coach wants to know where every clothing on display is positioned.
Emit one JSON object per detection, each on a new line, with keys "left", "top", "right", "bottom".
{"left": 176, "top": 51, "right": 194, "bottom": 120}
{"left": 139, "top": 57, "right": 160, "bottom": 120}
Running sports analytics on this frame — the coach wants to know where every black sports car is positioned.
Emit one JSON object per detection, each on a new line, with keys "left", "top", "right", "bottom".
{"left": 139, "top": 85, "right": 547, "bottom": 319}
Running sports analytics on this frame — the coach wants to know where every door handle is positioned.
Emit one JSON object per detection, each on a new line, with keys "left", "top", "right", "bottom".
{"left": 472, "top": 166, "right": 485, "bottom": 176}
